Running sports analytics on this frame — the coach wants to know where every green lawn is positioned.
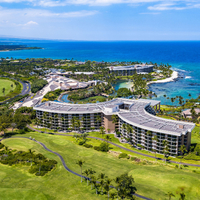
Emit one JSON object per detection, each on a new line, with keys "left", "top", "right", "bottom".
{"left": 1, "top": 132, "right": 200, "bottom": 200}
{"left": 77, "top": 96, "right": 106, "bottom": 103}
{"left": 0, "top": 79, "right": 16, "bottom": 96}
{"left": 30, "top": 123, "right": 200, "bottom": 165}
{"left": 191, "top": 126, "right": 200, "bottom": 144}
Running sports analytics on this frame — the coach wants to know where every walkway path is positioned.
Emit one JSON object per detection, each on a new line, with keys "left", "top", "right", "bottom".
{"left": 0, "top": 136, "right": 151, "bottom": 200}
{"left": 28, "top": 125, "right": 200, "bottom": 168}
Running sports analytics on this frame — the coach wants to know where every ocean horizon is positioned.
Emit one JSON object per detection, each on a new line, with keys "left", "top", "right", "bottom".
{"left": 0, "top": 40, "right": 200, "bottom": 105}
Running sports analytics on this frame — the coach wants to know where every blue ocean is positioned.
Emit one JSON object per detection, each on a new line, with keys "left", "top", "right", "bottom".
{"left": 0, "top": 40, "right": 200, "bottom": 105}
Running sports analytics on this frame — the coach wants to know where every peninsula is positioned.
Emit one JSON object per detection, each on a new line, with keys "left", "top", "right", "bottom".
{"left": 0, "top": 44, "right": 42, "bottom": 52}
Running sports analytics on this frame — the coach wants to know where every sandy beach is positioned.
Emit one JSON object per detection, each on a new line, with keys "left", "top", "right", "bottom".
{"left": 147, "top": 71, "right": 178, "bottom": 85}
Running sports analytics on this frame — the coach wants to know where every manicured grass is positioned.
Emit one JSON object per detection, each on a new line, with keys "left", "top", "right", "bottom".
{"left": 77, "top": 96, "right": 106, "bottom": 103}
{"left": 0, "top": 79, "right": 16, "bottom": 96}
{"left": 157, "top": 115, "right": 176, "bottom": 120}
{"left": 1, "top": 132, "right": 200, "bottom": 200}
{"left": 30, "top": 123, "right": 200, "bottom": 164}
{"left": 191, "top": 126, "right": 200, "bottom": 145}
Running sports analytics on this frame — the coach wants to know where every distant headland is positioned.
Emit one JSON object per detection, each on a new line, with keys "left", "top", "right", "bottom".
{"left": 0, "top": 44, "right": 42, "bottom": 52}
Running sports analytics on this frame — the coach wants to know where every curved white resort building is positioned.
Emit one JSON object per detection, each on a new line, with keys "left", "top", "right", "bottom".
{"left": 109, "top": 64, "right": 154, "bottom": 75}
{"left": 34, "top": 98, "right": 195, "bottom": 156}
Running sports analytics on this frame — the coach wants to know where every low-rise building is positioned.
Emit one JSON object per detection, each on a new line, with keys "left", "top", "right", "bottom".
{"left": 182, "top": 108, "right": 200, "bottom": 118}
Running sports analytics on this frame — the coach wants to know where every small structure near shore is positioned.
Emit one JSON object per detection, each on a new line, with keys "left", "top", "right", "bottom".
{"left": 182, "top": 108, "right": 200, "bottom": 119}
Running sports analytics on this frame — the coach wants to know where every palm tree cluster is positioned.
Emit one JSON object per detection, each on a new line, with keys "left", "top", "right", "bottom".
{"left": 77, "top": 158, "right": 137, "bottom": 200}
{"left": 0, "top": 145, "right": 57, "bottom": 176}
{"left": 68, "top": 82, "right": 114, "bottom": 102}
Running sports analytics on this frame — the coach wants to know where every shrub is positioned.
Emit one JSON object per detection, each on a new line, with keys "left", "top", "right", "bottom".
{"left": 116, "top": 131, "right": 121, "bottom": 137}
{"left": 94, "top": 146, "right": 100, "bottom": 151}
{"left": 131, "top": 157, "right": 137, "bottom": 161}
{"left": 84, "top": 144, "right": 93, "bottom": 148}
{"left": 18, "top": 129, "right": 26, "bottom": 134}
{"left": 0, "top": 143, "right": 4, "bottom": 149}
{"left": 78, "top": 140, "right": 85, "bottom": 145}
{"left": 99, "top": 142, "right": 109, "bottom": 152}
{"left": 119, "top": 153, "right": 129, "bottom": 159}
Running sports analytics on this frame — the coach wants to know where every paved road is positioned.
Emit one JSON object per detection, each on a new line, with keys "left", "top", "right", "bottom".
{"left": 0, "top": 136, "right": 151, "bottom": 200}
{"left": 28, "top": 125, "right": 200, "bottom": 168}
{"left": 19, "top": 80, "right": 31, "bottom": 96}
{"left": 0, "top": 79, "right": 31, "bottom": 105}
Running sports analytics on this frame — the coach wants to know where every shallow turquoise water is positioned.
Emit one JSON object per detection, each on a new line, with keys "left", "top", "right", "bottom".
{"left": 0, "top": 41, "right": 199, "bottom": 105}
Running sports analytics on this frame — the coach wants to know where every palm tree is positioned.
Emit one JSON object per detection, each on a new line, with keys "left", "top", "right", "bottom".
{"left": 163, "top": 140, "right": 169, "bottom": 163}
{"left": 105, "top": 134, "right": 112, "bottom": 143}
{"left": 104, "top": 183, "right": 110, "bottom": 200}
{"left": 29, "top": 149, "right": 35, "bottom": 166}
{"left": 88, "top": 168, "right": 96, "bottom": 189}
{"left": 152, "top": 135, "right": 158, "bottom": 159}
{"left": 2, "top": 87, "right": 5, "bottom": 95}
{"left": 98, "top": 173, "right": 107, "bottom": 194}
{"left": 76, "top": 159, "right": 85, "bottom": 183}
{"left": 126, "top": 125, "right": 133, "bottom": 142}
{"left": 90, "top": 175, "right": 96, "bottom": 190}
{"left": 76, "top": 119, "right": 82, "bottom": 132}
{"left": 71, "top": 117, "right": 77, "bottom": 131}
{"left": 73, "top": 133, "right": 79, "bottom": 141}
{"left": 11, "top": 122, "right": 16, "bottom": 133}
{"left": 83, "top": 169, "right": 90, "bottom": 186}
{"left": 122, "top": 123, "right": 127, "bottom": 135}
{"left": 92, "top": 178, "right": 99, "bottom": 195}
{"left": 179, "top": 145, "right": 187, "bottom": 168}
{"left": 114, "top": 176, "right": 121, "bottom": 200}
{"left": 100, "top": 126, "right": 106, "bottom": 138}
{"left": 179, "top": 193, "right": 186, "bottom": 200}
{"left": 111, "top": 114, "right": 118, "bottom": 129}
{"left": 49, "top": 117, "right": 53, "bottom": 129}
{"left": 167, "top": 192, "right": 175, "bottom": 200}
{"left": 81, "top": 117, "right": 85, "bottom": 129}
{"left": 96, "top": 115, "right": 102, "bottom": 124}
{"left": 61, "top": 117, "right": 65, "bottom": 129}
{"left": 99, "top": 179, "right": 104, "bottom": 194}
{"left": 110, "top": 192, "right": 117, "bottom": 200}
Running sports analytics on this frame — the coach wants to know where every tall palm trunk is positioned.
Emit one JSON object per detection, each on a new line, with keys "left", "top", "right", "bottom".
{"left": 81, "top": 167, "right": 82, "bottom": 183}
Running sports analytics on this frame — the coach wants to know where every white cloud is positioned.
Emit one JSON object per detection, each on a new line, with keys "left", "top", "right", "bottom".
{"left": 37, "top": 0, "right": 164, "bottom": 7}
{"left": 0, "top": 0, "right": 33, "bottom": 2}
{"left": 0, "top": 7, "right": 98, "bottom": 29}
{"left": 24, "top": 20, "right": 38, "bottom": 25}
{"left": 0, "top": 7, "right": 98, "bottom": 18}
{"left": 15, "top": 20, "right": 38, "bottom": 28}
{"left": 33, "top": 0, "right": 200, "bottom": 8}
{"left": 148, "top": 1, "right": 200, "bottom": 10}
{"left": 148, "top": 3, "right": 186, "bottom": 10}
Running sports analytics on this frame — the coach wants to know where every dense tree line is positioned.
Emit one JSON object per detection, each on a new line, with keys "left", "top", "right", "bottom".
{"left": 0, "top": 143, "right": 57, "bottom": 176}
{"left": 44, "top": 89, "right": 62, "bottom": 101}
{"left": 31, "top": 79, "right": 48, "bottom": 93}
{"left": 68, "top": 83, "right": 114, "bottom": 101}
{"left": 117, "top": 88, "right": 132, "bottom": 97}
{"left": 0, "top": 106, "right": 35, "bottom": 135}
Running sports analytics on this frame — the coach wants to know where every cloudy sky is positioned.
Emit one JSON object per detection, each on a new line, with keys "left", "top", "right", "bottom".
{"left": 0, "top": 0, "right": 200, "bottom": 40}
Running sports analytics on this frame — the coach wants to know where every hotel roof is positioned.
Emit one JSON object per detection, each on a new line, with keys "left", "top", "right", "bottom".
{"left": 109, "top": 64, "right": 154, "bottom": 71}
{"left": 34, "top": 98, "right": 195, "bottom": 136}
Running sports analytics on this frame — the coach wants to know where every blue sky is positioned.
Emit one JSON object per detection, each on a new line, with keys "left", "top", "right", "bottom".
{"left": 0, "top": 0, "right": 200, "bottom": 40}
